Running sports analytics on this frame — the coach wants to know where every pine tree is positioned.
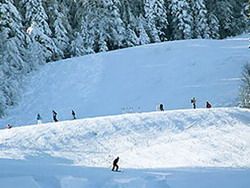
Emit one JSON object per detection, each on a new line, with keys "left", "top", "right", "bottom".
{"left": 207, "top": 13, "right": 220, "bottom": 39}
{"left": 144, "top": 0, "right": 160, "bottom": 42}
{"left": 137, "top": 15, "right": 150, "bottom": 45}
{"left": 153, "top": 0, "right": 168, "bottom": 41}
{"left": 20, "top": 0, "right": 62, "bottom": 61}
{"left": 213, "top": 0, "right": 234, "bottom": 38}
{"left": 120, "top": 0, "right": 139, "bottom": 47}
{"left": 190, "top": 0, "right": 210, "bottom": 39}
{"left": 0, "top": 1, "right": 26, "bottom": 114}
{"left": 230, "top": 0, "right": 249, "bottom": 36}
{"left": 124, "top": 24, "right": 139, "bottom": 47}
{"left": 170, "top": 0, "right": 193, "bottom": 40}
{"left": 45, "top": 0, "right": 71, "bottom": 58}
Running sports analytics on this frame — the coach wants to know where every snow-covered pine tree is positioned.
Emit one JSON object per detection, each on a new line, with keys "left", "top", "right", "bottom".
{"left": 207, "top": 13, "right": 220, "bottom": 39}
{"left": 153, "top": 0, "right": 168, "bottom": 41}
{"left": 124, "top": 24, "right": 139, "bottom": 47}
{"left": 24, "top": 36, "right": 45, "bottom": 70}
{"left": 45, "top": 0, "right": 71, "bottom": 58}
{"left": 120, "top": 0, "right": 139, "bottom": 47}
{"left": 69, "top": 32, "right": 87, "bottom": 57}
{"left": 74, "top": 0, "right": 101, "bottom": 53}
{"left": 204, "top": 0, "right": 220, "bottom": 39}
{"left": 229, "top": 0, "right": 249, "bottom": 36}
{"left": 137, "top": 14, "right": 151, "bottom": 45}
{"left": 76, "top": 0, "right": 126, "bottom": 52}
{"left": 213, "top": 0, "right": 234, "bottom": 38}
{"left": 169, "top": 0, "right": 193, "bottom": 40}
{"left": 240, "top": 64, "right": 250, "bottom": 108}
{"left": 144, "top": 0, "right": 160, "bottom": 42}
{"left": 0, "top": 0, "right": 27, "bottom": 115}
{"left": 106, "top": 0, "right": 126, "bottom": 49}
{"left": 190, "top": 0, "right": 210, "bottom": 39}
{"left": 20, "top": 0, "right": 63, "bottom": 61}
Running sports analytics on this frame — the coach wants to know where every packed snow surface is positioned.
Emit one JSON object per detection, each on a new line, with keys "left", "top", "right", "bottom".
{"left": 0, "top": 37, "right": 250, "bottom": 126}
{"left": 0, "top": 107, "right": 250, "bottom": 188}
{"left": 0, "top": 37, "right": 250, "bottom": 187}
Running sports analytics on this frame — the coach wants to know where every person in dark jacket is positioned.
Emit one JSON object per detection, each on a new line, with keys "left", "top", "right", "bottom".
{"left": 52, "top": 110, "right": 58, "bottom": 122}
{"left": 37, "top": 113, "right": 42, "bottom": 124}
{"left": 112, "top": 157, "right": 119, "bottom": 171}
{"left": 72, "top": 110, "right": 76, "bottom": 119}
{"left": 206, "top": 101, "right": 212, "bottom": 108}
{"left": 159, "top": 103, "right": 164, "bottom": 111}
{"left": 191, "top": 97, "right": 196, "bottom": 109}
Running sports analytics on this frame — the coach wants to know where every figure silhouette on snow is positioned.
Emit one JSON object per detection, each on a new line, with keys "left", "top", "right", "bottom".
{"left": 52, "top": 110, "right": 58, "bottom": 122}
{"left": 72, "top": 110, "right": 76, "bottom": 119}
{"left": 191, "top": 97, "right": 196, "bottom": 109}
{"left": 206, "top": 101, "right": 212, "bottom": 108}
{"left": 112, "top": 157, "right": 119, "bottom": 171}
{"left": 37, "top": 113, "right": 42, "bottom": 124}
{"left": 159, "top": 103, "right": 164, "bottom": 111}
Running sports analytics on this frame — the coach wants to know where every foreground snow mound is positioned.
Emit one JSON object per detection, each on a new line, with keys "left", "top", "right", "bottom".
{"left": 0, "top": 108, "right": 250, "bottom": 188}
{"left": 1, "top": 38, "right": 250, "bottom": 126}
{"left": 0, "top": 108, "right": 249, "bottom": 168}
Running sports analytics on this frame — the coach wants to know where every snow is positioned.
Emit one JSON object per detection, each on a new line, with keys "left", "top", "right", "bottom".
{"left": 0, "top": 37, "right": 250, "bottom": 187}
{"left": 0, "top": 108, "right": 250, "bottom": 187}
{"left": 1, "top": 37, "right": 249, "bottom": 127}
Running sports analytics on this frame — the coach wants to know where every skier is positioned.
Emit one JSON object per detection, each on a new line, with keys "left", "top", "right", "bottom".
{"left": 52, "top": 110, "right": 58, "bottom": 122}
{"left": 191, "top": 97, "right": 196, "bottom": 109}
{"left": 72, "top": 110, "right": 76, "bottom": 119}
{"left": 37, "top": 113, "right": 42, "bottom": 124}
{"left": 159, "top": 103, "right": 164, "bottom": 111}
{"left": 112, "top": 156, "right": 119, "bottom": 171}
{"left": 206, "top": 101, "right": 212, "bottom": 108}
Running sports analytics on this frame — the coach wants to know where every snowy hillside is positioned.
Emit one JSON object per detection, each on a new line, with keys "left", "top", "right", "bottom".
{"left": 0, "top": 108, "right": 250, "bottom": 188}
{"left": 1, "top": 37, "right": 250, "bottom": 127}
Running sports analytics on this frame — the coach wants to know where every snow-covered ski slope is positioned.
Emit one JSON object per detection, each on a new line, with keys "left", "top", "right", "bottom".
{"left": 1, "top": 37, "right": 250, "bottom": 126}
{"left": 0, "top": 108, "right": 250, "bottom": 188}
{"left": 0, "top": 36, "right": 250, "bottom": 187}
{"left": 1, "top": 108, "right": 250, "bottom": 168}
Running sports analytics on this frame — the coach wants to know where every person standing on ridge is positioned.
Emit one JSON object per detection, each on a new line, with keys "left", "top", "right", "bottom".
{"left": 191, "top": 97, "right": 196, "bottom": 109}
{"left": 112, "top": 157, "right": 120, "bottom": 171}
{"left": 206, "top": 101, "right": 212, "bottom": 108}
{"left": 37, "top": 113, "right": 42, "bottom": 124}
{"left": 72, "top": 110, "right": 76, "bottom": 119}
{"left": 52, "top": 110, "right": 58, "bottom": 122}
{"left": 159, "top": 103, "right": 164, "bottom": 111}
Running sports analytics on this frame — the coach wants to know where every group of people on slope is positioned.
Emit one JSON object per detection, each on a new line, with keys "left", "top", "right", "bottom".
{"left": 5, "top": 98, "right": 212, "bottom": 129}
{"left": 36, "top": 110, "right": 76, "bottom": 124}
{"left": 157, "top": 97, "right": 212, "bottom": 112}
{"left": 191, "top": 97, "right": 212, "bottom": 109}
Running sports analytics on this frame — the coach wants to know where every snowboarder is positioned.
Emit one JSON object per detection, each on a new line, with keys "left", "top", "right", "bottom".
{"left": 112, "top": 156, "right": 119, "bottom": 171}
{"left": 52, "top": 110, "right": 58, "bottom": 122}
{"left": 191, "top": 97, "right": 196, "bottom": 109}
{"left": 6, "top": 124, "right": 12, "bottom": 129}
{"left": 72, "top": 110, "right": 76, "bottom": 119}
{"left": 206, "top": 101, "right": 212, "bottom": 108}
{"left": 159, "top": 103, "right": 164, "bottom": 111}
{"left": 37, "top": 113, "right": 42, "bottom": 124}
